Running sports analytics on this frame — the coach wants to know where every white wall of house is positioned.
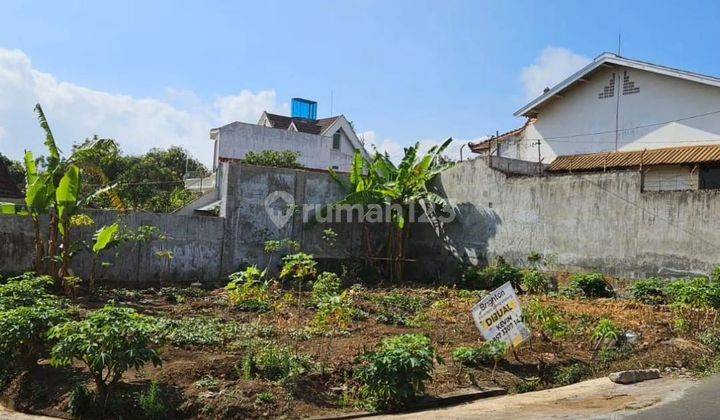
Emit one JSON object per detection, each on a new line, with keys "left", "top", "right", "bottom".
{"left": 212, "top": 122, "right": 359, "bottom": 171}
{"left": 642, "top": 165, "right": 698, "bottom": 191}
{"left": 509, "top": 65, "right": 720, "bottom": 163}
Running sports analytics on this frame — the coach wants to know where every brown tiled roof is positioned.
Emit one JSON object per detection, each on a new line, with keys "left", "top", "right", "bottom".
{"left": 548, "top": 144, "right": 720, "bottom": 172}
{"left": 265, "top": 113, "right": 340, "bottom": 135}
{"left": 0, "top": 160, "right": 22, "bottom": 199}
{"left": 469, "top": 119, "right": 534, "bottom": 153}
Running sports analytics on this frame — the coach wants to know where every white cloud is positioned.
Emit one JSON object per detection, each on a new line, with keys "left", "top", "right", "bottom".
{"left": 0, "top": 48, "right": 285, "bottom": 166}
{"left": 359, "top": 130, "right": 485, "bottom": 163}
{"left": 520, "top": 46, "right": 591, "bottom": 100}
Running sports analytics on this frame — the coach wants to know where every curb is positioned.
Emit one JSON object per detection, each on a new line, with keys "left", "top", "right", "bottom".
{"left": 309, "top": 387, "right": 507, "bottom": 419}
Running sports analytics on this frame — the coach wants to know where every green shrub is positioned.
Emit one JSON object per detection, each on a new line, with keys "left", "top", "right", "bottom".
{"left": 49, "top": 306, "right": 162, "bottom": 400}
{"left": 591, "top": 318, "right": 622, "bottom": 349}
{"left": 665, "top": 277, "right": 720, "bottom": 309}
{"left": 564, "top": 272, "right": 613, "bottom": 298}
{"left": 629, "top": 278, "right": 666, "bottom": 304}
{"left": 153, "top": 317, "right": 243, "bottom": 347}
{"left": 452, "top": 340, "right": 508, "bottom": 368}
{"left": 370, "top": 292, "right": 425, "bottom": 326}
{"left": 553, "top": 363, "right": 588, "bottom": 386}
{"left": 460, "top": 261, "right": 522, "bottom": 290}
{"left": 0, "top": 273, "right": 69, "bottom": 369}
{"left": 310, "top": 291, "right": 356, "bottom": 335}
{"left": 243, "top": 150, "right": 303, "bottom": 169}
{"left": 0, "top": 273, "right": 55, "bottom": 309}
{"left": 513, "top": 377, "right": 541, "bottom": 393}
{"left": 139, "top": 381, "right": 167, "bottom": 419}
{"left": 226, "top": 266, "right": 271, "bottom": 311}
{"left": 279, "top": 253, "right": 317, "bottom": 284}
{"left": 244, "top": 344, "right": 314, "bottom": 388}
{"left": 354, "top": 334, "right": 441, "bottom": 410}
{"left": 699, "top": 330, "right": 720, "bottom": 353}
{"left": 521, "top": 269, "right": 552, "bottom": 294}
{"left": 311, "top": 272, "right": 342, "bottom": 306}
{"left": 712, "top": 266, "right": 720, "bottom": 283}
{"left": 524, "top": 300, "right": 567, "bottom": 340}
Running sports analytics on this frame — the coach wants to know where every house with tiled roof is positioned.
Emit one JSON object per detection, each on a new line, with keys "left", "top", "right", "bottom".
{"left": 210, "top": 98, "right": 370, "bottom": 173}
{"left": 470, "top": 52, "right": 720, "bottom": 191}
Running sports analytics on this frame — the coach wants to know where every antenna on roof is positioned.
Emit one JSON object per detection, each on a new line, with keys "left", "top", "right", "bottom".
{"left": 330, "top": 89, "right": 334, "bottom": 116}
{"left": 617, "top": 33, "right": 622, "bottom": 56}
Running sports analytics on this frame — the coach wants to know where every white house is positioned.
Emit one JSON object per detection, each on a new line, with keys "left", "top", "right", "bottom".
{"left": 470, "top": 53, "right": 720, "bottom": 164}
{"left": 210, "top": 98, "right": 370, "bottom": 173}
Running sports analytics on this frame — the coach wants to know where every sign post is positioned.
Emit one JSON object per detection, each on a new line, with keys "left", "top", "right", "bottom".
{"left": 471, "top": 282, "right": 531, "bottom": 347}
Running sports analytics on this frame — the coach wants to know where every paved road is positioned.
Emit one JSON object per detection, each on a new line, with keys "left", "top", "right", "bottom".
{"left": 623, "top": 374, "right": 720, "bottom": 420}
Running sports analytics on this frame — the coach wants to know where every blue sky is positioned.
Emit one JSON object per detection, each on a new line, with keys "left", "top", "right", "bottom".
{"left": 1, "top": 0, "right": 719, "bottom": 164}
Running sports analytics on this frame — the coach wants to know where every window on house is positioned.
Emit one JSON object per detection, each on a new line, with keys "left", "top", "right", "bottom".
{"left": 331, "top": 165, "right": 339, "bottom": 170}
{"left": 332, "top": 132, "right": 341, "bottom": 150}
{"left": 700, "top": 166, "right": 720, "bottom": 190}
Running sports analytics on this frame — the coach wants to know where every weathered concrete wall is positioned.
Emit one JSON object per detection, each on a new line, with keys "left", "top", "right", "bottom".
{"left": 0, "top": 211, "right": 224, "bottom": 285}
{"left": 220, "top": 163, "right": 365, "bottom": 274}
{"left": 409, "top": 158, "right": 720, "bottom": 280}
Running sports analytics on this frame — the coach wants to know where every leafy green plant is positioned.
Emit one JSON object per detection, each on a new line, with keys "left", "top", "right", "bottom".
{"left": 712, "top": 266, "right": 720, "bottom": 283}
{"left": 138, "top": 380, "right": 167, "bottom": 420}
{"left": 279, "top": 252, "right": 317, "bottom": 284}
{"left": 153, "top": 317, "right": 243, "bottom": 348}
{"left": 452, "top": 340, "right": 508, "bottom": 368}
{"left": 524, "top": 300, "right": 567, "bottom": 340}
{"left": 564, "top": 272, "right": 613, "bottom": 298}
{"left": 310, "top": 291, "right": 356, "bottom": 335}
{"left": 49, "top": 305, "right": 162, "bottom": 401}
{"left": 370, "top": 292, "right": 425, "bottom": 326}
{"left": 629, "top": 278, "right": 666, "bottom": 304}
{"left": 553, "top": 363, "right": 589, "bottom": 386}
{"left": 311, "top": 272, "right": 342, "bottom": 306}
{"left": 243, "top": 344, "right": 314, "bottom": 391}
{"left": 700, "top": 330, "right": 720, "bottom": 353}
{"left": 353, "top": 334, "right": 441, "bottom": 410}
{"left": 226, "top": 266, "right": 271, "bottom": 311}
{"left": 591, "top": 318, "right": 622, "bottom": 350}
{"left": 665, "top": 277, "right": 720, "bottom": 309}
{"left": 243, "top": 150, "right": 303, "bottom": 168}
{"left": 521, "top": 268, "right": 552, "bottom": 294}
{"left": 460, "top": 261, "right": 522, "bottom": 290}
{"left": 0, "top": 274, "right": 69, "bottom": 369}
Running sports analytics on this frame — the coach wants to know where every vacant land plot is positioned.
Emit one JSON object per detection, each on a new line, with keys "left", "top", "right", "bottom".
{"left": 3, "top": 263, "right": 720, "bottom": 419}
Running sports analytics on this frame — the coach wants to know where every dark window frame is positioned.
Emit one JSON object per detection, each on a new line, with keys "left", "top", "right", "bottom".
{"left": 332, "top": 132, "right": 341, "bottom": 150}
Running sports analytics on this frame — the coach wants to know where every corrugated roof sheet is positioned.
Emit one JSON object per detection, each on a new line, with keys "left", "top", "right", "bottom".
{"left": 548, "top": 144, "right": 720, "bottom": 172}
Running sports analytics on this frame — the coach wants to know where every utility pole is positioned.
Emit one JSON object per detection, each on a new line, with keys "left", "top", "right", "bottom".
{"left": 533, "top": 140, "right": 543, "bottom": 175}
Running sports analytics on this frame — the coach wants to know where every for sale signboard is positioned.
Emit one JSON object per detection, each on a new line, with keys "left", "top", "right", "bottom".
{"left": 471, "top": 282, "right": 531, "bottom": 347}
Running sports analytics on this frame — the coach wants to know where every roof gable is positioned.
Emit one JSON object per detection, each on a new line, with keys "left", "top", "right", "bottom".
{"left": 516, "top": 53, "right": 720, "bottom": 117}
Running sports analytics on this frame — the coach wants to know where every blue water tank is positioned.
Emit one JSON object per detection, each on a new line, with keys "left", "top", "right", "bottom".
{"left": 291, "top": 98, "right": 317, "bottom": 120}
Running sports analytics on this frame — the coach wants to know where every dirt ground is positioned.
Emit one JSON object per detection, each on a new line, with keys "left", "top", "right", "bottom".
{"left": 1, "top": 280, "right": 717, "bottom": 419}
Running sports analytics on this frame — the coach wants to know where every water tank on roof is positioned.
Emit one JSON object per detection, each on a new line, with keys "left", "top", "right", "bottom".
{"left": 291, "top": 98, "right": 317, "bottom": 120}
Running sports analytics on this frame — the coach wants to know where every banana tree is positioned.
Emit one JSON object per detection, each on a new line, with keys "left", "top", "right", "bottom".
{"left": 23, "top": 150, "right": 55, "bottom": 272}
{"left": 56, "top": 165, "right": 81, "bottom": 278}
{"left": 331, "top": 139, "right": 453, "bottom": 281}
{"left": 89, "top": 222, "right": 120, "bottom": 290}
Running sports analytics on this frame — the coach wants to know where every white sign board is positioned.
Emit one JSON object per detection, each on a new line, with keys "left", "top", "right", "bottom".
{"left": 471, "top": 282, "right": 531, "bottom": 347}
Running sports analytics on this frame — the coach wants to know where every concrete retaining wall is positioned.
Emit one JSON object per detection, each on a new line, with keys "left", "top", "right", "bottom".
{"left": 409, "top": 158, "right": 720, "bottom": 280}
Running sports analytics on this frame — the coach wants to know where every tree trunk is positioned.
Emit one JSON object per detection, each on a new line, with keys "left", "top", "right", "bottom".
{"left": 32, "top": 217, "right": 44, "bottom": 274}
{"left": 60, "top": 225, "right": 71, "bottom": 279}
{"left": 47, "top": 212, "right": 59, "bottom": 279}
{"left": 90, "top": 254, "right": 98, "bottom": 291}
